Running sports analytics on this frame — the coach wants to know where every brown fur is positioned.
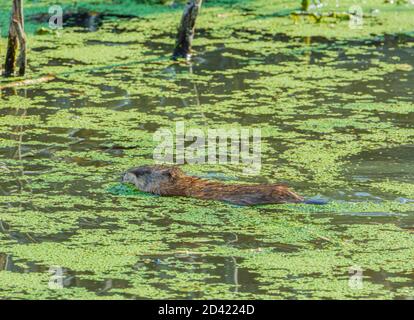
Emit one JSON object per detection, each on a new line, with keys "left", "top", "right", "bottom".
{"left": 122, "top": 165, "right": 304, "bottom": 206}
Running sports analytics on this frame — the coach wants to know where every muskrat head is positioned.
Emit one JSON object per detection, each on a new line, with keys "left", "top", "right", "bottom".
{"left": 122, "top": 165, "right": 183, "bottom": 194}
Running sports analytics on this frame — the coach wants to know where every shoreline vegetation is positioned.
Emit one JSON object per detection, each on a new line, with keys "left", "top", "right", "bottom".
{"left": 1, "top": 0, "right": 414, "bottom": 40}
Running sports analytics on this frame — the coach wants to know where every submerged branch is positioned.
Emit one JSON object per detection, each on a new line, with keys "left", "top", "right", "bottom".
{"left": 0, "top": 75, "right": 55, "bottom": 90}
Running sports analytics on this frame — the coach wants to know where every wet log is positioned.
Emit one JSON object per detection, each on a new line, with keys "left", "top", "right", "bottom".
{"left": 4, "top": 0, "right": 26, "bottom": 77}
{"left": 172, "top": 0, "right": 203, "bottom": 60}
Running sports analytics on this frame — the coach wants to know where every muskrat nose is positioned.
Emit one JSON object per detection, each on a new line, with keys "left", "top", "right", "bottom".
{"left": 120, "top": 173, "right": 126, "bottom": 183}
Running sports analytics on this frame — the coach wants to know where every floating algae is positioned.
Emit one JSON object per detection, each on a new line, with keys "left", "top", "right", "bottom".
{"left": 0, "top": 0, "right": 413, "bottom": 299}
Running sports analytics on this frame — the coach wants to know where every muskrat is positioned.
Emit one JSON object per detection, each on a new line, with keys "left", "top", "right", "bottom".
{"left": 122, "top": 165, "right": 309, "bottom": 206}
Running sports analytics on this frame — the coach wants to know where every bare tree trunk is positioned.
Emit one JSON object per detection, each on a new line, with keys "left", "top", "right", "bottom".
{"left": 4, "top": 0, "right": 26, "bottom": 77}
{"left": 16, "top": 0, "right": 26, "bottom": 76}
{"left": 172, "top": 0, "right": 203, "bottom": 61}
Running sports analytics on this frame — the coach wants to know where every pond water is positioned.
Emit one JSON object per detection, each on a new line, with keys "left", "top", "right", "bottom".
{"left": 0, "top": 16, "right": 413, "bottom": 299}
